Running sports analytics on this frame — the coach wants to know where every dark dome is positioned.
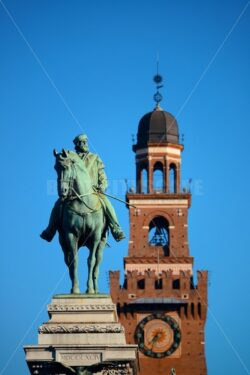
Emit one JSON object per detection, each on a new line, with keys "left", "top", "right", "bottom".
{"left": 134, "top": 107, "right": 179, "bottom": 150}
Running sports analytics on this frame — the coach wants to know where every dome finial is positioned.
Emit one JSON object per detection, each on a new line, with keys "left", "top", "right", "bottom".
{"left": 153, "top": 54, "right": 164, "bottom": 110}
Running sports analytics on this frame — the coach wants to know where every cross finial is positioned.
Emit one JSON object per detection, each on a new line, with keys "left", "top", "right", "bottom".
{"left": 153, "top": 54, "right": 164, "bottom": 109}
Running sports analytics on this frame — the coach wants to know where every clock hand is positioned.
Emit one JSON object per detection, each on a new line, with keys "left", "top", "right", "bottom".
{"left": 150, "top": 332, "right": 162, "bottom": 347}
{"left": 151, "top": 335, "right": 158, "bottom": 345}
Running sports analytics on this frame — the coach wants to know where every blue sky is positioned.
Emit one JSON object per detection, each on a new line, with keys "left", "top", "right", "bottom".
{"left": 0, "top": 1, "right": 250, "bottom": 374}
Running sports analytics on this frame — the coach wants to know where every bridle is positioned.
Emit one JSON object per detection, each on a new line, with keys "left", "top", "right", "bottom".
{"left": 58, "top": 158, "right": 102, "bottom": 214}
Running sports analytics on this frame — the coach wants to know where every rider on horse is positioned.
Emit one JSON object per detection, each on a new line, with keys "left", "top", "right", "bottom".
{"left": 41, "top": 134, "right": 125, "bottom": 242}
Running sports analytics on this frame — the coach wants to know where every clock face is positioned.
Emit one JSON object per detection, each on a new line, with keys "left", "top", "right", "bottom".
{"left": 135, "top": 313, "right": 181, "bottom": 358}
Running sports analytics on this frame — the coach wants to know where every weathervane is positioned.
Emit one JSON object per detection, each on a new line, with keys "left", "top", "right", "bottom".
{"left": 153, "top": 57, "right": 164, "bottom": 108}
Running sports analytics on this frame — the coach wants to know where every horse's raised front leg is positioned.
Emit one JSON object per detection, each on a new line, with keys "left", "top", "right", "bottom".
{"left": 60, "top": 232, "right": 80, "bottom": 294}
{"left": 93, "top": 238, "right": 106, "bottom": 294}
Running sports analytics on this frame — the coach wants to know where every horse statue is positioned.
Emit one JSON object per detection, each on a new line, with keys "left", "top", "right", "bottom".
{"left": 54, "top": 149, "right": 107, "bottom": 294}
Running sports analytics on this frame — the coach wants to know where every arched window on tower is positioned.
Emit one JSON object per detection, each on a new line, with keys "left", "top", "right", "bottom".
{"left": 153, "top": 162, "right": 164, "bottom": 192}
{"left": 169, "top": 163, "right": 177, "bottom": 193}
{"left": 141, "top": 168, "right": 148, "bottom": 193}
{"left": 148, "top": 216, "right": 169, "bottom": 255}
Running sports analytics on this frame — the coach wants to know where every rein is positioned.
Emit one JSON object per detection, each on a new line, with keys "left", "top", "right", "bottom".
{"left": 71, "top": 186, "right": 102, "bottom": 213}
{"left": 60, "top": 161, "right": 102, "bottom": 214}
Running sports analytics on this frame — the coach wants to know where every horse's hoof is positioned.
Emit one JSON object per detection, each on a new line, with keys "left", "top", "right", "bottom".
{"left": 71, "top": 287, "right": 80, "bottom": 294}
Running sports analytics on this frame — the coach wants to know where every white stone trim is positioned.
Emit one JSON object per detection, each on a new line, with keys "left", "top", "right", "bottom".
{"left": 136, "top": 146, "right": 181, "bottom": 156}
{"left": 129, "top": 199, "right": 188, "bottom": 206}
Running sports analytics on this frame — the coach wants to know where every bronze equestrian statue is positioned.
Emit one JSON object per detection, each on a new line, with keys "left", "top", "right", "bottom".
{"left": 41, "top": 134, "right": 125, "bottom": 294}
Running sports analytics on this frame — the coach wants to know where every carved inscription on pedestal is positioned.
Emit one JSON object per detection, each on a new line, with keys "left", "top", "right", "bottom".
{"left": 56, "top": 351, "right": 101, "bottom": 366}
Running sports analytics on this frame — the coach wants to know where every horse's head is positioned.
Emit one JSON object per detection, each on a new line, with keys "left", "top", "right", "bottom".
{"left": 54, "top": 149, "right": 76, "bottom": 199}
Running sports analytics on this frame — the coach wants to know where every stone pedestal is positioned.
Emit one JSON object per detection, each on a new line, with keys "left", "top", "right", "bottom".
{"left": 24, "top": 295, "right": 138, "bottom": 375}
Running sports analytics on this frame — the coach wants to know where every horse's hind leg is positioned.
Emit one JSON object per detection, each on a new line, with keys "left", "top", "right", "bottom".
{"left": 93, "top": 238, "right": 106, "bottom": 294}
{"left": 60, "top": 232, "right": 80, "bottom": 294}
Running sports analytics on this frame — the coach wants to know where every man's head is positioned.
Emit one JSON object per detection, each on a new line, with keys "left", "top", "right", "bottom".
{"left": 73, "top": 134, "right": 89, "bottom": 153}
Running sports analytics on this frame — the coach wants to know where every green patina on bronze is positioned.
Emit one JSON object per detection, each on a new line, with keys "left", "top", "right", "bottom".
{"left": 41, "top": 134, "right": 125, "bottom": 295}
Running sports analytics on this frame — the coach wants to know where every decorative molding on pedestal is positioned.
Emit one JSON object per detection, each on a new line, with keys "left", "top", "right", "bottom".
{"left": 48, "top": 304, "right": 115, "bottom": 312}
{"left": 38, "top": 324, "right": 124, "bottom": 334}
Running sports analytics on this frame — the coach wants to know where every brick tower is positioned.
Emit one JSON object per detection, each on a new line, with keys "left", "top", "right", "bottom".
{"left": 109, "top": 76, "right": 208, "bottom": 375}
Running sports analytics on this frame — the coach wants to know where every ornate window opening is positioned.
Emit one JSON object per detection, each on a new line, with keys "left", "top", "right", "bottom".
{"left": 169, "top": 163, "right": 177, "bottom": 193}
{"left": 173, "top": 279, "right": 180, "bottom": 289}
{"left": 190, "top": 277, "right": 195, "bottom": 289}
{"left": 153, "top": 162, "right": 164, "bottom": 192}
{"left": 155, "top": 279, "right": 163, "bottom": 289}
{"left": 141, "top": 168, "right": 148, "bottom": 193}
{"left": 148, "top": 216, "right": 169, "bottom": 252}
{"left": 137, "top": 279, "right": 145, "bottom": 289}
